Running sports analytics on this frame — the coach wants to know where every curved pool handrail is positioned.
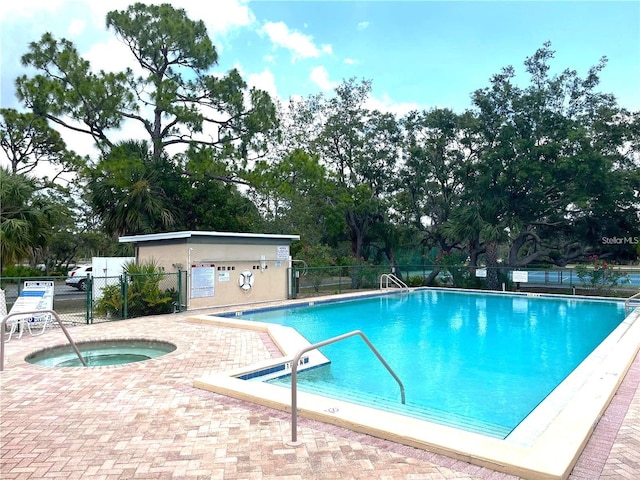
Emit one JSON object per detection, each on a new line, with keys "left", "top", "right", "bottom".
{"left": 287, "top": 329, "right": 405, "bottom": 446}
{"left": 625, "top": 291, "right": 640, "bottom": 315}
{"left": 292, "top": 259, "right": 309, "bottom": 276}
{"left": 1, "top": 309, "right": 87, "bottom": 370}
{"left": 379, "top": 273, "right": 409, "bottom": 293}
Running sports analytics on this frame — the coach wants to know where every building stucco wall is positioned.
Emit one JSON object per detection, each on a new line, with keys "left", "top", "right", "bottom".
{"left": 130, "top": 235, "right": 295, "bottom": 309}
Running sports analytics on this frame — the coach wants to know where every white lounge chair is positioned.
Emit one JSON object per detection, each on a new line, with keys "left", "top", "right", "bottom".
{"left": 4, "top": 282, "right": 55, "bottom": 341}
{"left": 1, "top": 288, "right": 12, "bottom": 341}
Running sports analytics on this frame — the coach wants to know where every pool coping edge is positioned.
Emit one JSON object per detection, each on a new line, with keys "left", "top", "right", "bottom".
{"left": 190, "top": 296, "right": 640, "bottom": 480}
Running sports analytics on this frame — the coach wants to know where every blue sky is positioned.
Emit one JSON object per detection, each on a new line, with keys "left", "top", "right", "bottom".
{"left": 235, "top": 0, "right": 640, "bottom": 112}
{"left": 1, "top": 0, "right": 639, "bottom": 155}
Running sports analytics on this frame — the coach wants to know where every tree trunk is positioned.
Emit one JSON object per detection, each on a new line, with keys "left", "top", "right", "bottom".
{"left": 485, "top": 240, "right": 500, "bottom": 290}
{"left": 468, "top": 239, "right": 483, "bottom": 268}
{"left": 425, "top": 266, "right": 441, "bottom": 286}
{"left": 383, "top": 246, "right": 400, "bottom": 279}
{"left": 346, "top": 211, "right": 366, "bottom": 260}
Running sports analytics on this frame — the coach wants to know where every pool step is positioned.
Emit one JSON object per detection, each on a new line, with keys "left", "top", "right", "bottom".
{"left": 268, "top": 377, "right": 511, "bottom": 438}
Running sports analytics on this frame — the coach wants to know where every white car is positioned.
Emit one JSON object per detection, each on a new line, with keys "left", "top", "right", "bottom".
{"left": 65, "top": 265, "right": 92, "bottom": 290}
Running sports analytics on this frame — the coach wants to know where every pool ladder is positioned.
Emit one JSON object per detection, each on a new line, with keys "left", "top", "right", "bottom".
{"left": 1, "top": 309, "right": 87, "bottom": 371}
{"left": 287, "top": 330, "right": 405, "bottom": 446}
{"left": 379, "top": 273, "right": 409, "bottom": 293}
{"left": 625, "top": 291, "right": 640, "bottom": 315}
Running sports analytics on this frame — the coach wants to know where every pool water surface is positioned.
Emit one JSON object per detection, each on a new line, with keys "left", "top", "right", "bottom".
{"left": 26, "top": 339, "right": 177, "bottom": 367}
{"left": 236, "top": 290, "right": 627, "bottom": 437}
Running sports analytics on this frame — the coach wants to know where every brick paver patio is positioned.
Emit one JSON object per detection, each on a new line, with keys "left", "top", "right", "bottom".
{"left": 1, "top": 310, "right": 638, "bottom": 479}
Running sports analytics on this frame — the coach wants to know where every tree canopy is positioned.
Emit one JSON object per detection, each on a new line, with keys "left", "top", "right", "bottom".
{"left": 16, "top": 2, "right": 278, "bottom": 167}
{"left": 2, "top": 2, "right": 638, "bottom": 288}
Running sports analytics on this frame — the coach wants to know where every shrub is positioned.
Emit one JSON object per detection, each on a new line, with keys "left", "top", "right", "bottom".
{"left": 575, "top": 256, "right": 631, "bottom": 293}
{"left": 407, "top": 275, "right": 426, "bottom": 287}
{"left": 95, "top": 284, "right": 122, "bottom": 317}
{"left": 1, "top": 264, "right": 46, "bottom": 279}
{"left": 125, "top": 260, "right": 174, "bottom": 316}
{"left": 94, "top": 259, "right": 175, "bottom": 318}
{"left": 297, "top": 245, "right": 337, "bottom": 292}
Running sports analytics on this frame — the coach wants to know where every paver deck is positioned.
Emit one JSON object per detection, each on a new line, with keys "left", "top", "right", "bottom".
{"left": 1, "top": 308, "right": 639, "bottom": 480}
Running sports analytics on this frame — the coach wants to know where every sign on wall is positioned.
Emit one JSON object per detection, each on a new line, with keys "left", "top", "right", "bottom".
{"left": 276, "top": 246, "right": 290, "bottom": 259}
{"left": 191, "top": 263, "right": 215, "bottom": 298}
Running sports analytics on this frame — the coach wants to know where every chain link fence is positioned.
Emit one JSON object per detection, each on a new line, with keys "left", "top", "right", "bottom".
{"left": 289, "top": 264, "right": 640, "bottom": 299}
{"left": 1, "top": 271, "right": 187, "bottom": 326}
{"left": 3, "top": 264, "right": 637, "bottom": 329}
{"left": 89, "top": 271, "right": 187, "bottom": 323}
{"left": 290, "top": 265, "right": 391, "bottom": 298}
{"left": 1, "top": 276, "right": 88, "bottom": 326}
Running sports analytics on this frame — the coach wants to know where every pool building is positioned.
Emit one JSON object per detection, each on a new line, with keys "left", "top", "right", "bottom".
{"left": 119, "top": 230, "right": 300, "bottom": 310}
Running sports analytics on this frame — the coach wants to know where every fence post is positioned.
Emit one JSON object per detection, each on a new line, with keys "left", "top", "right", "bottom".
{"left": 292, "top": 266, "right": 298, "bottom": 300}
{"left": 85, "top": 277, "right": 92, "bottom": 324}
{"left": 122, "top": 274, "right": 128, "bottom": 320}
{"left": 177, "top": 270, "right": 183, "bottom": 312}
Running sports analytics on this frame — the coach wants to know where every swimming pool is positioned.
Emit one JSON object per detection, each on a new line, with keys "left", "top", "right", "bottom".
{"left": 234, "top": 290, "right": 626, "bottom": 438}
{"left": 193, "top": 289, "right": 639, "bottom": 478}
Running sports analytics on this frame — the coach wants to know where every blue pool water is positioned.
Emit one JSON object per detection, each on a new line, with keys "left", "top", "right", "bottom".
{"left": 236, "top": 290, "right": 627, "bottom": 437}
{"left": 26, "top": 339, "right": 177, "bottom": 367}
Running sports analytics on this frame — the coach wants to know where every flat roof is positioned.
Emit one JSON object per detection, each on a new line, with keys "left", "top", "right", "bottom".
{"left": 119, "top": 231, "right": 300, "bottom": 243}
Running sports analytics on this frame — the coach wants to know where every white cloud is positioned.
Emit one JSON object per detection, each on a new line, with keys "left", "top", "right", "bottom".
{"left": 0, "top": 1, "right": 106, "bottom": 39}
{"left": 261, "top": 21, "right": 332, "bottom": 61}
{"left": 180, "top": 0, "right": 255, "bottom": 35}
{"left": 67, "top": 18, "right": 86, "bottom": 36}
{"left": 357, "top": 21, "right": 369, "bottom": 31}
{"left": 248, "top": 68, "right": 278, "bottom": 99}
{"left": 84, "top": 37, "right": 138, "bottom": 74}
{"left": 365, "top": 94, "right": 421, "bottom": 117}
{"left": 0, "top": 0, "right": 66, "bottom": 21}
{"left": 344, "top": 58, "right": 356, "bottom": 65}
{"left": 310, "top": 66, "right": 337, "bottom": 91}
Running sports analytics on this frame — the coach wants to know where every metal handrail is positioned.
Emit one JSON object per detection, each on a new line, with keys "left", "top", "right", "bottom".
{"left": 287, "top": 330, "right": 405, "bottom": 446}
{"left": 379, "top": 273, "right": 409, "bottom": 292}
{"left": 1, "top": 309, "right": 87, "bottom": 370}
{"left": 625, "top": 291, "right": 640, "bottom": 315}
{"left": 292, "top": 259, "right": 309, "bottom": 276}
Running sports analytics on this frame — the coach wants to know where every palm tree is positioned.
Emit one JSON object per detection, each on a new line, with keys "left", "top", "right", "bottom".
{"left": 443, "top": 202, "right": 509, "bottom": 290}
{"left": 86, "top": 140, "right": 176, "bottom": 237}
{"left": 0, "top": 168, "right": 46, "bottom": 270}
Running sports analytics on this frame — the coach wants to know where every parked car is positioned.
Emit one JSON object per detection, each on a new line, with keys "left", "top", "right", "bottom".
{"left": 65, "top": 265, "right": 92, "bottom": 291}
